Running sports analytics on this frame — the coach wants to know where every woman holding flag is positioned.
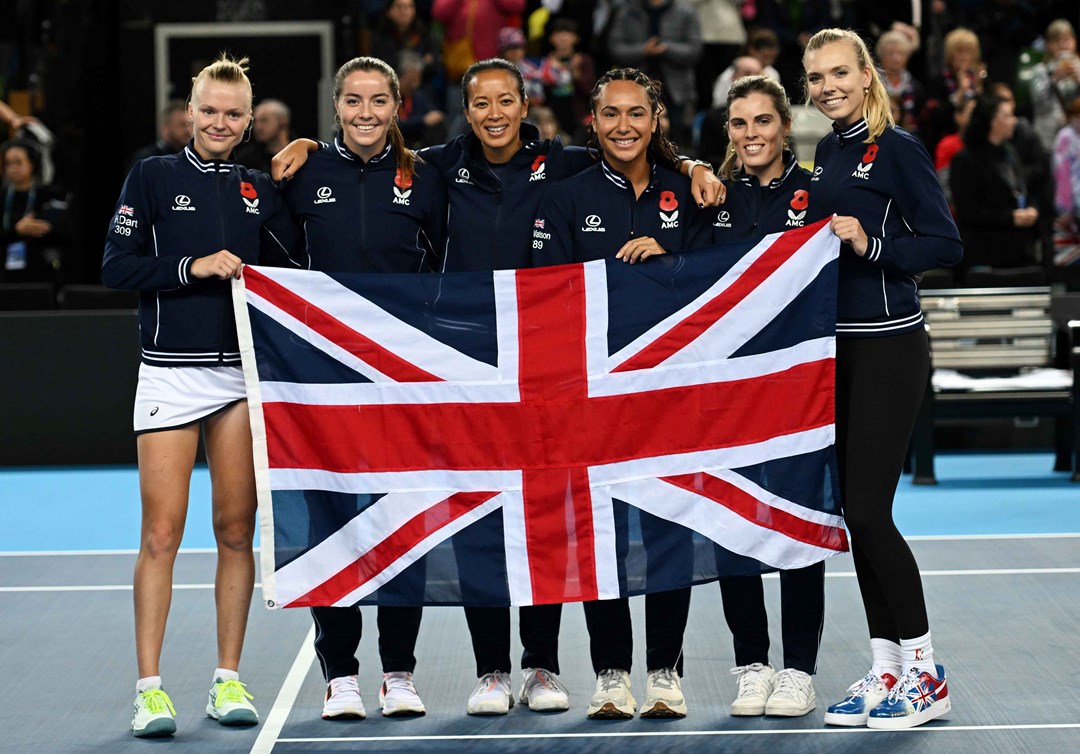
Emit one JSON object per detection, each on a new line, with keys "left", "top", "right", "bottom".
{"left": 802, "top": 28, "right": 962, "bottom": 730}
{"left": 692, "top": 75, "right": 827, "bottom": 720}
{"left": 530, "top": 67, "right": 703, "bottom": 721}
{"left": 102, "top": 53, "right": 295, "bottom": 738}
{"left": 278, "top": 55, "right": 447, "bottom": 722}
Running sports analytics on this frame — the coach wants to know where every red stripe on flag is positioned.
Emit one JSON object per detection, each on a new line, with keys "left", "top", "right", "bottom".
{"left": 516, "top": 265, "right": 588, "bottom": 403}
{"left": 522, "top": 467, "right": 599, "bottom": 603}
{"left": 244, "top": 266, "right": 443, "bottom": 383}
{"left": 661, "top": 472, "right": 848, "bottom": 551}
{"left": 515, "top": 266, "right": 598, "bottom": 603}
{"left": 612, "top": 219, "right": 829, "bottom": 373}
{"left": 287, "top": 491, "right": 499, "bottom": 607}
{"left": 263, "top": 358, "right": 835, "bottom": 473}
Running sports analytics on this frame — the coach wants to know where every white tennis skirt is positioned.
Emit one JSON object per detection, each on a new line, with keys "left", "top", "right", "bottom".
{"left": 133, "top": 363, "right": 248, "bottom": 434}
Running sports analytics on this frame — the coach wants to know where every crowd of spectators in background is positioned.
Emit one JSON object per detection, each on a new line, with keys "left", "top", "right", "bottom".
{"left": 3, "top": 1, "right": 1080, "bottom": 303}
{"left": 237, "top": 1, "right": 1080, "bottom": 288}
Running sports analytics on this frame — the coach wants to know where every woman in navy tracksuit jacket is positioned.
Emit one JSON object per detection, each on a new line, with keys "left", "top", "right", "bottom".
{"left": 803, "top": 30, "right": 962, "bottom": 731}
{"left": 694, "top": 75, "right": 826, "bottom": 720}
{"left": 532, "top": 68, "right": 702, "bottom": 722}
{"left": 280, "top": 56, "right": 447, "bottom": 722}
{"left": 102, "top": 55, "right": 294, "bottom": 738}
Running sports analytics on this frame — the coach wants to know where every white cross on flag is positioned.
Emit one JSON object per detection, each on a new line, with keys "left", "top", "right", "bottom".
{"left": 234, "top": 218, "right": 847, "bottom": 609}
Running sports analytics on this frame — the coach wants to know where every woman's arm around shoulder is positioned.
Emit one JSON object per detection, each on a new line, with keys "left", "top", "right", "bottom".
{"left": 251, "top": 170, "right": 303, "bottom": 269}
{"left": 531, "top": 178, "right": 578, "bottom": 268}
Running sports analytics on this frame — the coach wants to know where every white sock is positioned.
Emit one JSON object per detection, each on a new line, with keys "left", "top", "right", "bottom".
{"left": 869, "top": 638, "right": 902, "bottom": 681}
{"left": 136, "top": 676, "right": 162, "bottom": 694}
{"left": 900, "top": 631, "right": 936, "bottom": 677}
{"left": 214, "top": 667, "right": 240, "bottom": 683}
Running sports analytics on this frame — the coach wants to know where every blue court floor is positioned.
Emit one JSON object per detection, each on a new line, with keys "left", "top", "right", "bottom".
{"left": 1, "top": 452, "right": 1078, "bottom": 753}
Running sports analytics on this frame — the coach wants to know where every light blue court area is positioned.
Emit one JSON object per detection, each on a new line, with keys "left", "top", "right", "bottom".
{"left": 0, "top": 464, "right": 251, "bottom": 552}
{"left": 0, "top": 453, "right": 1076, "bottom": 553}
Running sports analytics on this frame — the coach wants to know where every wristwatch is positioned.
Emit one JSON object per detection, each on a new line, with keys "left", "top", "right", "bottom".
{"left": 684, "top": 159, "right": 714, "bottom": 177}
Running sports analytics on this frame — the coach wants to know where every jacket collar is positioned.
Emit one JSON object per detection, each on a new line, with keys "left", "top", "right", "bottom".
{"left": 449, "top": 123, "right": 547, "bottom": 191}
{"left": 461, "top": 122, "right": 543, "bottom": 162}
{"left": 183, "top": 141, "right": 234, "bottom": 173}
{"left": 601, "top": 158, "right": 659, "bottom": 193}
{"left": 334, "top": 135, "right": 393, "bottom": 165}
{"left": 735, "top": 149, "right": 798, "bottom": 189}
{"left": 833, "top": 119, "right": 869, "bottom": 145}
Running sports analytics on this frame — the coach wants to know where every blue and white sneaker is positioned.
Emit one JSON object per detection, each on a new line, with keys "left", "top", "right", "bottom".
{"left": 867, "top": 664, "right": 950, "bottom": 729}
{"left": 823, "top": 671, "right": 897, "bottom": 726}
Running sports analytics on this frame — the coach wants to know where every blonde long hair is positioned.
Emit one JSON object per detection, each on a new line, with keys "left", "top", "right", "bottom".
{"left": 803, "top": 28, "right": 893, "bottom": 143}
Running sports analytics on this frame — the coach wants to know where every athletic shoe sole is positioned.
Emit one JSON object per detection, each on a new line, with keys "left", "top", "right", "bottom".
{"left": 823, "top": 710, "right": 869, "bottom": 726}
{"left": 207, "top": 706, "right": 259, "bottom": 726}
{"left": 766, "top": 700, "right": 816, "bottom": 717}
{"left": 731, "top": 702, "right": 767, "bottom": 716}
{"left": 380, "top": 700, "right": 426, "bottom": 717}
{"left": 866, "top": 698, "right": 951, "bottom": 730}
{"left": 587, "top": 701, "right": 636, "bottom": 719}
{"left": 132, "top": 717, "right": 176, "bottom": 738}
{"left": 322, "top": 708, "right": 366, "bottom": 720}
{"left": 467, "top": 698, "right": 513, "bottom": 715}
{"left": 640, "top": 700, "right": 687, "bottom": 719}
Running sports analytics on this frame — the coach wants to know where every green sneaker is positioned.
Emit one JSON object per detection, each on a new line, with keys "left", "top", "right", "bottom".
{"left": 132, "top": 688, "right": 177, "bottom": 737}
{"left": 206, "top": 678, "right": 259, "bottom": 726}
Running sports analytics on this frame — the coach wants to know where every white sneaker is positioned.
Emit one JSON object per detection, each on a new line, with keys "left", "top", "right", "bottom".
{"left": 131, "top": 688, "right": 177, "bottom": 738}
{"left": 380, "top": 671, "right": 426, "bottom": 716}
{"left": 586, "top": 669, "right": 636, "bottom": 719}
{"left": 519, "top": 667, "right": 570, "bottom": 712}
{"left": 206, "top": 677, "right": 258, "bottom": 725}
{"left": 765, "top": 668, "right": 816, "bottom": 716}
{"left": 640, "top": 667, "right": 687, "bottom": 718}
{"left": 467, "top": 671, "right": 514, "bottom": 715}
{"left": 730, "top": 663, "right": 776, "bottom": 716}
{"left": 322, "top": 675, "right": 366, "bottom": 720}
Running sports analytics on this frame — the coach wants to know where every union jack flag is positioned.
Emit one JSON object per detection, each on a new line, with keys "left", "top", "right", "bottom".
{"left": 118, "top": 204, "right": 134, "bottom": 216}
{"left": 234, "top": 218, "right": 847, "bottom": 609}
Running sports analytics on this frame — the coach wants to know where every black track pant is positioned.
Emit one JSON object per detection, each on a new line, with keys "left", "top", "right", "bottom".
{"left": 311, "top": 605, "right": 423, "bottom": 681}
{"left": 835, "top": 329, "right": 930, "bottom": 641}
{"left": 463, "top": 604, "right": 563, "bottom": 676}
{"left": 582, "top": 587, "right": 692, "bottom": 675}
{"left": 719, "top": 562, "right": 826, "bottom": 675}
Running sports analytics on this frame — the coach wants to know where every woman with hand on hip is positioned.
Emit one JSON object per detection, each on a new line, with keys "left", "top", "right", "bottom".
{"left": 802, "top": 28, "right": 962, "bottom": 731}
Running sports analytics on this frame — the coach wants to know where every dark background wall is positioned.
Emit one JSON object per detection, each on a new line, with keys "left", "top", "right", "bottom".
{"left": 0, "top": 311, "right": 140, "bottom": 464}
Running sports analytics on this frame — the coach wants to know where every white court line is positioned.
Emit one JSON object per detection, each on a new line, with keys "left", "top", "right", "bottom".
{"left": 1, "top": 533, "right": 1077, "bottom": 557}
{"left": 5, "top": 568, "right": 1080, "bottom": 593}
{"left": 249, "top": 625, "right": 316, "bottom": 754}
{"left": 275, "top": 722, "right": 1080, "bottom": 744}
